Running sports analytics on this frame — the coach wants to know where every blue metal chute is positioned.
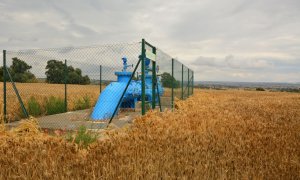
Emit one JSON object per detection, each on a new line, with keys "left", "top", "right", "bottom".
{"left": 91, "top": 82, "right": 126, "bottom": 120}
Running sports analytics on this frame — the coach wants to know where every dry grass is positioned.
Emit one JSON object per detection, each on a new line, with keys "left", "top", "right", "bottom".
{"left": 0, "top": 83, "right": 100, "bottom": 120}
{"left": 0, "top": 89, "right": 299, "bottom": 179}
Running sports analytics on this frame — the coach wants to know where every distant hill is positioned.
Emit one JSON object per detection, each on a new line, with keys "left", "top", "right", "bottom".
{"left": 195, "top": 81, "right": 300, "bottom": 92}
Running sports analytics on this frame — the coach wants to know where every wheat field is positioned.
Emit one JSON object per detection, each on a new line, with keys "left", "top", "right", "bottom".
{"left": 0, "top": 89, "right": 299, "bottom": 179}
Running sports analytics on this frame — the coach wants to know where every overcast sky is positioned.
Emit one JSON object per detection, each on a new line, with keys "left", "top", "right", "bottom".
{"left": 0, "top": 0, "right": 299, "bottom": 82}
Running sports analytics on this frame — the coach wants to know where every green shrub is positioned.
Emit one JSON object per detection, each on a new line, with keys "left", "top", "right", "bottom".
{"left": 66, "top": 126, "right": 97, "bottom": 148}
{"left": 27, "top": 96, "right": 42, "bottom": 116}
{"left": 74, "top": 95, "right": 91, "bottom": 110}
{"left": 65, "top": 132, "right": 74, "bottom": 142}
{"left": 256, "top": 87, "right": 265, "bottom": 91}
{"left": 45, "top": 96, "right": 65, "bottom": 115}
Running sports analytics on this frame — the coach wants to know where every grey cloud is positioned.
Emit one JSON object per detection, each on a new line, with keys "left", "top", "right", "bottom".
{"left": 192, "top": 54, "right": 300, "bottom": 82}
{"left": 0, "top": 0, "right": 299, "bottom": 82}
{"left": 191, "top": 55, "right": 300, "bottom": 72}
{"left": 192, "top": 56, "right": 218, "bottom": 67}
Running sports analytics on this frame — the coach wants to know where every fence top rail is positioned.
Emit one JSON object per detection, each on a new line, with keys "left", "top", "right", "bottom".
{"left": 141, "top": 39, "right": 194, "bottom": 72}
{"left": 143, "top": 40, "right": 156, "bottom": 49}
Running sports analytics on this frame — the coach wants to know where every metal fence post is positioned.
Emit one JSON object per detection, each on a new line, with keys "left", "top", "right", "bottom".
{"left": 141, "top": 39, "right": 146, "bottom": 115}
{"left": 100, "top": 65, "right": 102, "bottom": 94}
{"left": 151, "top": 47, "right": 156, "bottom": 110}
{"left": 5, "top": 66, "right": 29, "bottom": 118}
{"left": 181, "top": 64, "right": 184, "bottom": 100}
{"left": 171, "top": 58, "right": 174, "bottom": 110}
{"left": 188, "top": 68, "right": 190, "bottom": 97}
{"left": 64, "top": 59, "right": 67, "bottom": 112}
{"left": 192, "top": 71, "right": 194, "bottom": 95}
{"left": 3, "top": 50, "right": 6, "bottom": 121}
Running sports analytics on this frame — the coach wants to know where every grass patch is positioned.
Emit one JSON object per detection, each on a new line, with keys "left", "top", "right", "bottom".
{"left": 66, "top": 125, "right": 97, "bottom": 148}
{"left": 73, "top": 95, "right": 91, "bottom": 110}
{"left": 45, "top": 96, "right": 65, "bottom": 115}
{"left": 27, "top": 96, "right": 42, "bottom": 116}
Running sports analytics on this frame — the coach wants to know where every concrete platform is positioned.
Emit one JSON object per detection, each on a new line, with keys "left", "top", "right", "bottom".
{"left": 6, "top": 109, "right": 140, "bottom": 130}
{"left": 6, "top": 99, "right": 171, "bottom": 131}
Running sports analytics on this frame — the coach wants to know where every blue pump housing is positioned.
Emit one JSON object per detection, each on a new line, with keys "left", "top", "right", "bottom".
{"left": 91, "top": 57, "right": 164, "bottom": 120}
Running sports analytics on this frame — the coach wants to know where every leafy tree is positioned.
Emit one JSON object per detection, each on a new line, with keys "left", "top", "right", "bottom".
{"left": 256, "top": 87, "right": 265, "bottom": 91}
{"left": 11, "top": 57, "right": 32, "bottom": 74}
{"left": 12, "top": 57, "right": 37, "bottom": 82}
{"left": 6, "top": 57, "right": 37, "bottom": 83}
{"left": 45, "top": 60, "right": 65, "bottom": 84}
{"left": 160, "top": 72, "right": 180, "bottom": 88}
{"left": 81, "top": 75, "right": 90, "bottom": 85}
{"left": 45, "top": 60, "right": 90, "bottom": 85}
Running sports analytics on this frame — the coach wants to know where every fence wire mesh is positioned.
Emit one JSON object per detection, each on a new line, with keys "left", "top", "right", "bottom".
{"left": 182, "top": 65, "right": 189, "bottom": 99}
{"left": 3, "top": 43, "right": 140, "bottom": 129}
{"left": 173, "top": 59, "right": 183, "bottom": 100}
{"left": 156, "top": 49, "right": 173, "bottom": 110}
{"left": 1, "top": 40, "right": 194, "bottom": 130}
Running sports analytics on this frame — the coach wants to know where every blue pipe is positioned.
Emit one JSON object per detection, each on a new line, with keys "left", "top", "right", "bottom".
{"left": 91, "top": 57, "right": 164, "bottom": 121}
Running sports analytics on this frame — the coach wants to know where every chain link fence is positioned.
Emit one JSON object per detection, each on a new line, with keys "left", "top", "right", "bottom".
{"left": 1, "top": 40, "right": 194, "bottom": 130}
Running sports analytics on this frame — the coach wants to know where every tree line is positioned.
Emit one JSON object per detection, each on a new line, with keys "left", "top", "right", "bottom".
{"left": 0, "top": 58, "right": 90, "bottom": 84}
